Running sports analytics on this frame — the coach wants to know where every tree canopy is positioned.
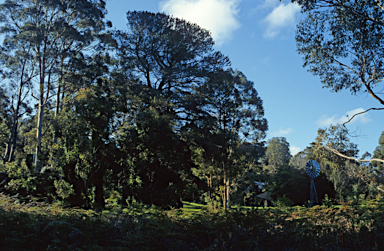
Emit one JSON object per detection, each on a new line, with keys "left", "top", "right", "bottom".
{"left": 0, "top": 5, "right": 269, "bottom": 209}
{"left": 295, "top": 0, "right": 384, "bottom": 106}
{"left": 2, "top": 0, "right": 383, "bottom": 210}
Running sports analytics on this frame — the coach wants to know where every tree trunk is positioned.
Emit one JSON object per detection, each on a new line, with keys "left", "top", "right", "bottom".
{"left": 65, "top": 162, "right": 86, "bottom": 207}
{"left": 53, "top": 80, "right": 61, "bottom": 144}
{"left": 35, "top": 97, "right": 44, "bottom": 169}
{"left": 208, "top": 173, "right": 212, "bottom": 201}
{"left": 94, "top": 170, "right": 105, "bottom": 209}
{"left": 54, "top": 59, "right": 64, "bottom": 145}
{"left": 226, "top": 174, "right": 230, "bottom": 208}
{"left": 223, "top": 165, "right": 228, "bottom": 210}
{"left": 3, "top": 77, "right": 25, "bottom": 163}
{"left": 224, "top": 146, "right": 233, "bottom": 209}
{"left": 3, "top": 124, "right": 15, "bottom": 163}
{"left": 35, "top": 54, "right": 46, "bottom": 169}
{"left": 5, "top": 121, "right": 18, "bottom": 163}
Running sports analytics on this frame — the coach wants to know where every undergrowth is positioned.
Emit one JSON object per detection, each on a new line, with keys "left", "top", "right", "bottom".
{"left": 1, "top": 194, "right": 384, "bottom": 250}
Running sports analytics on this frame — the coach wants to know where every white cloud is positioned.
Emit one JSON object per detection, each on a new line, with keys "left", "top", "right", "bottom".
{"left": 261, "top": 0, "right": 279, "bottom": 9}
{"left": 317, "top": 108, "right": 371, "bottom": 127}
{"left": 159, "top": 0, "right": 241, "bottom": 45}
{"left": 290, "top": 145, "right": 301, "bottom": 156}
{"left": 263, "top": 2, "right": 300, "bottom": 38}
{"left": 273, "top": 128, "right": 293, "bottom": 136}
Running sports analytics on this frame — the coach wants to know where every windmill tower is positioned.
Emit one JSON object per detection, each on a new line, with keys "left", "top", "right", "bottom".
{"left": 305, "top": 160, "right": 320, "bottom": 206}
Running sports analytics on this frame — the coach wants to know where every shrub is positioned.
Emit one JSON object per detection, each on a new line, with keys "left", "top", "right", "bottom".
{"left": 275, "top": 194, "right": 294, "bottom": 207}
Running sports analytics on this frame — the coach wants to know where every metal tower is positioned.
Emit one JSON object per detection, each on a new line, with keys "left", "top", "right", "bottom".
{"left": 305, "top": 160, "right": 320, "bottom": 206}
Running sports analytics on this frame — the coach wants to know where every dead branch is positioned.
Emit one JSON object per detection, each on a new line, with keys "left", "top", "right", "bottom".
{"left": 342, "top": 107, "right": 384, "bottom": 126}
{"left": 321, "top": 144, "right": 384, "bottom": 193}
{"left": 325, "top": 145, "right": 384, "bottom": 163}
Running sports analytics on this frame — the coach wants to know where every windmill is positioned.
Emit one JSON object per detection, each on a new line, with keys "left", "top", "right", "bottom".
{"left": 305, "top": 160, "right": 320, "bottom": 206}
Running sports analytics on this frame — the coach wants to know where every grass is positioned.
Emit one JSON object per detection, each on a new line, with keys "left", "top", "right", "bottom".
{"left": 181, "top": 201, "right": 204, "bottom": 213}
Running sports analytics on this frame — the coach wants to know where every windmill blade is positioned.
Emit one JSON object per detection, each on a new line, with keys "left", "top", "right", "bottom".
{"left": 305, "top": 160, "right": 320, "bottom": 179}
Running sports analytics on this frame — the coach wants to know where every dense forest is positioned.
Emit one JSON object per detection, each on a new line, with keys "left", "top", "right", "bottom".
{"left": 0, "top": 0, "right": 384, "bottom": 213}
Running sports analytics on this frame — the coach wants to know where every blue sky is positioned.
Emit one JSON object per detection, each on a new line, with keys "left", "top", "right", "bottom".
{"left": 104, "top": 0, "right": 384, "bottom": 157}
{"left": 1, "top": 0, "right": 382, "bottom": 157}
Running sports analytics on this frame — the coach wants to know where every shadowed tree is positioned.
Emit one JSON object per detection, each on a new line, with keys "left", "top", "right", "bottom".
{"left": 0, "top": 86, "right": 11, "bottom": 162}
{"left": 113, "top": 11, "right": 230, "bottom": 117}
{"left": 0, "top": 40, "right": 33, "bottom": 163}
{"left": 196, "top": 69, "right": 268, "bottom": 208}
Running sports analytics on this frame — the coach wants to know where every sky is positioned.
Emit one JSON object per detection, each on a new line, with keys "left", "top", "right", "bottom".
{"left": 2, "top": 0, "right": 383, "bottom": 157}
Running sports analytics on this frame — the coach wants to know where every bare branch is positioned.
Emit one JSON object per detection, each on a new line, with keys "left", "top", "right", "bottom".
{"left": 375, "top": 0, "right": 384, "bottom": 11}
{"left": 342, "top": 107, "right": 384, "bottom": 126}
{"left": 327, "top": 145, "right": 384, "bottom": 163}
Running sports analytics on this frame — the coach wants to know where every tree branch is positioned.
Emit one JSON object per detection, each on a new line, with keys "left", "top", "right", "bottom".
{"left": 342, "top": 107, "right": 384, "bottom": 126}
{"left": 326, "top": 145, "right": 384, "bottom": 163}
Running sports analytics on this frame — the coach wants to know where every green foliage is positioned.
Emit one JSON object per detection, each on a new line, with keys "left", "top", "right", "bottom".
{"left": 54, "top": 180, "right": 74, "bottom": 201}
{"left": 295, "top": 0, "right": 384, "bottom": 107}
{"left": 4, "top": 161, "right": 36, "bottom": 195}
{"left": 263, "top": 137, "right": 291, "bottom": 173}
{"left": 0, "top": 0, "right": 110, "bottom": 167}
{"left": 2, "top": 161, "right": 57, "bottom": 201}
{"left": 0, "top": 0, "right": 269, "bottom": 210}
{"left": 275, "top": 194, "right": 294, "bottom": 208}
{"left": 2, "top": 194, "right": 384, "bottom": 250}
{"left": 0, "top": 119, "right": 9, "bottom": 151}
{"left": 322, "top": 193, "right": 333, "bottom": 207}
{"left": 104, "top": 190, "right": 122, "bottom": 209}
{"left": 372, "top": 131, "right": 384, "bottom": 171}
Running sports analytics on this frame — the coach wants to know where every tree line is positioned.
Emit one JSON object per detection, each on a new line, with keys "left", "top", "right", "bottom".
{"left": 0, "top": 0, "right": 268, "bottom": 209}
{"left": 1, "top": 0, "right": 384, "bottom": 209}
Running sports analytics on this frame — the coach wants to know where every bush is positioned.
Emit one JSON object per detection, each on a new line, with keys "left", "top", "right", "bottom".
{"left": 322, "top": 193, "right": 333, "bottom": 207}
{"left": 275, "top": 194, "right": 294, "bottom": 207}
{"left": 3, "top": 161, "right": 58, "bottom": 201}
{"left": 1, "top": 194, "right": 384, "bottom": 250}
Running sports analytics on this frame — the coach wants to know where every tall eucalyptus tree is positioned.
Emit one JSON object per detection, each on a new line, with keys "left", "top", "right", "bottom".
{"left": 0, "top": 0, "right": 109, "bottom": 167}
{"left": 0, "top": 39, "right": 34, "bottom": 163}
{"left": 295, "top": 0, "right": 384, "bottom": 118}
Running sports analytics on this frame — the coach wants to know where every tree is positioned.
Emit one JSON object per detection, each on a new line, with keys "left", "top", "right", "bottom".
{"left": 263, "top": 137, "right": 292, "bottom": 173}
{"left": 113, "top": 11, "right": 266, "bottom": 209}
{"left": 117, "top": 106, "right": 190, "bottom": 208}
{"left": 0, "top": 86, "right": 11, "bottom": 161}
{"left": 290, "top": 151, "right": 308, "bottom": 170}
{"left": 45, "top": 49, "right": 130, "bottom": 208}
{"left": 227, "top": 142, "right": 266, "bottom": 206}
{"left": 191, "top": 146, "right": 217, "bottom": 203}
{"left": 114, "top": 11, "right": 230, "bottom": 116}
{"left": 268, "top": 163, "right": 336, "bottom": 205}
{"left": 0, "top": 0, "right": 109, "bottom": 167}
{"left": 303, "top": 126, "right": 361, "bottom": 200}
{"left": 372, "top": 132, "right": 384, "bottom": 173}
{"left": 0, "top": 39, "right": 33, "bottom": 163}
{"left": 295, "top": 0, "right": 384, "bottom": 113}
{"left": 196, "top": 69, "right": 268, "bottom": 208}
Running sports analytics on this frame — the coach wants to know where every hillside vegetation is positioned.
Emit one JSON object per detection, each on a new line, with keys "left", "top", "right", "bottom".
{"left": 1, "top": 194, "right": 384, "bottom": 251}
